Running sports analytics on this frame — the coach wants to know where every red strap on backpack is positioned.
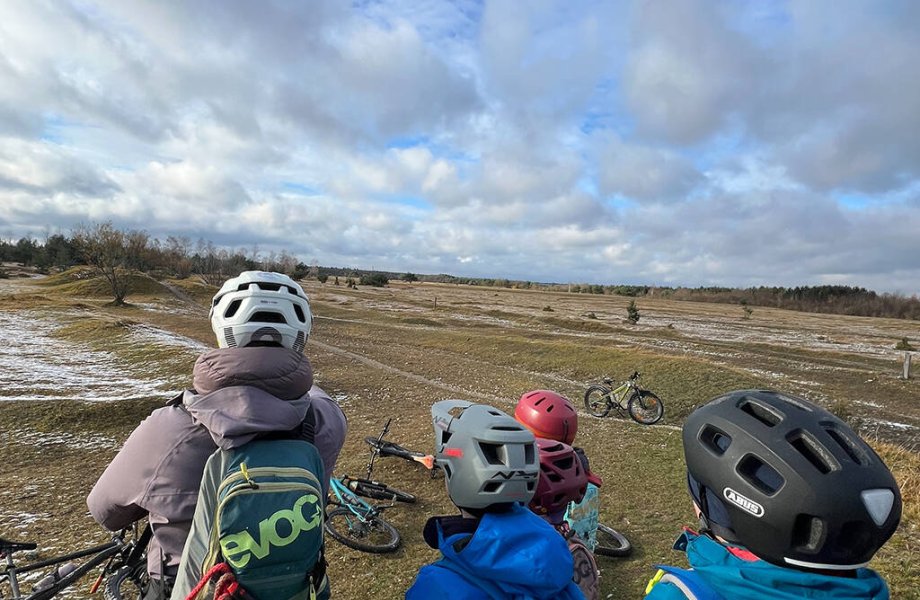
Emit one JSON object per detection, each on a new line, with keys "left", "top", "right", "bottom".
{"left": 185, "top": 563, "right": 252, "bottom": 600}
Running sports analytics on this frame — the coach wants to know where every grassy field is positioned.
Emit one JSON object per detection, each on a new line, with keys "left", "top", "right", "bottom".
{"left": 0, "top": 272, "right": 917, "bottom": 598}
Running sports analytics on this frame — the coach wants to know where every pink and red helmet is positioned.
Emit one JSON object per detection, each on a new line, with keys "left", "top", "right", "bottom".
{"left": 514, "top": 390, "right": 578, "bottom": 445}
{"left": 529, "top": 438, "right": 589, "bottom": 517}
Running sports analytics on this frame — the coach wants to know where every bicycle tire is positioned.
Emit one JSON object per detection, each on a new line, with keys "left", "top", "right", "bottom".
{"left": 350, "top": 479, "right": 417, "bottom": 504}
{"left": 583, "top": 385, "right": 612, "bottom": 418}
{"left": 569, "top": 538, "right": 600, "bottom": 600}
{"left": 103, "top": 563, "right": 146, "bottom": 600}
{"left": 627, "top": 390, "right": 664, "bottom": 425}
{"left": 324, "top": 507, "right": 401, "bottom": 553}
{"left": 593, "top": 523, "right": 633, "bottom": 557}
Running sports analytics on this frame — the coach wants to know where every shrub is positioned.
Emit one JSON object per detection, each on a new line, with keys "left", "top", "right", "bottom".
{"left": 360, "top": 273, "right": 389, "bottom": 287}
{"left": 626, "top": 300, "right": 640, "bottom": 324}
{"left": 895, "top": 337, "right": 915, "bottom": 351}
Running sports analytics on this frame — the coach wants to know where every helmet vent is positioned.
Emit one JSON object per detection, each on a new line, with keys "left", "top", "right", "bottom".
{"left": 293, "top": 331, "right": 306, "bottom": 353}
{"left": 554, "top": 456, "right": 574, "bottom": 471}
{"left": 479, "top": 442, "right": 505, "bottom": 465}
{"left": 739, "top": 399, "right": 783, "bottom": 427}
{"left": 250, "top": 311, "right": 286, "bottom": 323}
{"left": 788, "top": 430, "right": 838, "bottom": 474}
{"left": 224, "top": 300, "right": 242, "bottom": 318}
{"left": 700, "top": 426, "right": 732, "bottom": 456}
{"left": 791, "top": 514, "right": 825, "bottom": 552}
{"left": 524, "top": 443, "right": 536, "bottom": 464}
{"left": 545, "top": 403, "right": 554, "bottom": 412}
{"left": 483, "top": 481, "right": 501, "bottom": 493}
{"left": 737, "top": 455, "right": 784, "bottom": 495}
{"left": 491, "top": 425, "right": 524, "bottom": 432}
{"left": 224, "top": 327, "right": 237, "bottom": 347}
{"left": 822, "top": 423, "right": 868, "bottom": 466}
{"left": 293, "top": 304, "right": 306, "bottom": 322}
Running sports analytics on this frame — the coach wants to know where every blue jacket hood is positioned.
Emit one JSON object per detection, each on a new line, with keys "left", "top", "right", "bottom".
{"left": 646, "top": 531, "right": 889, "bottom": 600}
{"left": 407, "top": 503, "right": 584, "bottom": 599}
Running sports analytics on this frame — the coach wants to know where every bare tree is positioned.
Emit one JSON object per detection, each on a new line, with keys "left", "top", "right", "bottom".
{"left": 72, "top": 221, "right": 149, "bottom": 305}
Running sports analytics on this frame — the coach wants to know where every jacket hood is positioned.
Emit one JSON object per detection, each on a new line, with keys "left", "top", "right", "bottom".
{"left": 434, "top": 503, "right": 576, "bottom": 598}
{"left": 183, "top": 347, "right": 313, "bottom": 449}
{"left": 679, "top": 531, "right": 889, "bottom": 600}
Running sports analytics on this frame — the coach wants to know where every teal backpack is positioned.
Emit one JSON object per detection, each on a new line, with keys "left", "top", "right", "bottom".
{"left": 198, "top": 414, "right": 328, "bottom": 600}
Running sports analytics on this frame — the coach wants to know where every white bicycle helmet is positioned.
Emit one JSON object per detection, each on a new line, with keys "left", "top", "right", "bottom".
{"left": 431, "top": 400, "right": 538, "bottom": 510}
{"left": 209, "top": 271, "right": 313, "bottom": 352}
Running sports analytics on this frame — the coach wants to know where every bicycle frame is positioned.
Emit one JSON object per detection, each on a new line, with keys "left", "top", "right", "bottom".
{"left": 328, "top": 476, "right": 393, "bottom": 518}
{"left": 602, "top": 372, "right": 640, "bottom": 412}
{"left": 364, "top": 419, "right": 436, "bottom": 473}
{"left": 1, "top": 534, "right": 123, "bottom": 600}
{"left": 364, "top": 418, "right": 393, "bottom": 479}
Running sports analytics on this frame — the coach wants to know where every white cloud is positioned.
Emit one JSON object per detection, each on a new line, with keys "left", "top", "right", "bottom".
{"left": 0, "top": 1, "right": 918, "bottom": 294}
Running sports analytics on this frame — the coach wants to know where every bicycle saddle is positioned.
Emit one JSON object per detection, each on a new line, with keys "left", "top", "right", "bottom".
{"left": 0, "top": 537, "right": 37, "bottom": 554}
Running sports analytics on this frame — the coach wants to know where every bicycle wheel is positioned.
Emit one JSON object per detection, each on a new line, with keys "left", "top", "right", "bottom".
{"left": 325, "top": 507, "right": 401, "bottom": 553}
{"left": 583, "top": 386, "right": 612, "bottom": 418}
{"left": 103, "top": 563, "right": 147, "bottom": 600}
{"left": 569, "top": 538, "right": 600, "bottom": 600}
{"left": 627, "top": 391, "right": 664, "bottom": 425}
{"left": 350, "top": 479, "right": 417, "bottom": 504}
{"left": 594, "top": 523, "right": 633, "bottom": 557}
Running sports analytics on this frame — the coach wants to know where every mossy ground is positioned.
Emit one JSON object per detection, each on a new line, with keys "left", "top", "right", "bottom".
{"left": 0, "top": 275, "right": 917, "bottom": 598}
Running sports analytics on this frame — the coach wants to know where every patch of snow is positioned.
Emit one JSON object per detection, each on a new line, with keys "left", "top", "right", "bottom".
{"left": 3, "top": 428, "right": 120, "bottom": 450}
{"left": 874, "top": 420, "right": 917, "bottom": 431}
{"left": 129, "top": 324, "right": 210, "bottom": 353}
{"left": 0, "top": 510, "right": 47, "bottom": 529}
{"left": 0, "top": 310, "right": 175, "bottom": 402}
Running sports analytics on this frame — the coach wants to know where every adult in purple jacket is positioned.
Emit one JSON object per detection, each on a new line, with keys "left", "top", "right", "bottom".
{"left": 87, "top": 271, "right": 347, "bottom": 600}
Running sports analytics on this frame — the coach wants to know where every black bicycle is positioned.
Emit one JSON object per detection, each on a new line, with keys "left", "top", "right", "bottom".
{"left": 363, "top": 418, "right": 438, "bottom": 476}
{"left": 584, "top": 371, "right": 664, "bottom": 424}
{"left": 0, "top": 523, "right": 148, "bottom": 600}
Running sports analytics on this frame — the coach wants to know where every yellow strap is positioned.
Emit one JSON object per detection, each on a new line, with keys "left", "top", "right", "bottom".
{"left": 645, "top": 569, "right": 665, "bottom": 595}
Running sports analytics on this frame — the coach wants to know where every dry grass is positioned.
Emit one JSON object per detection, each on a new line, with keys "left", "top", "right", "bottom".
{"left": 0, "top": 275, "right": 917, "bottom": 599}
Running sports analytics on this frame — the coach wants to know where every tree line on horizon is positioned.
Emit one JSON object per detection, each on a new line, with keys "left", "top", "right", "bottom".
{"left": 1, "top": 224, "right": 918, "bottom": 320}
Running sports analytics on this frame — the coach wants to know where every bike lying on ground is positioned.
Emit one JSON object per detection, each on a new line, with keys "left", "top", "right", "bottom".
{"left": 0, "top": 523, "right": 148, "bottom": 600}
{"left": 564, "top": 483, "right": 633, "bottom": 558}
{"left": 325, "top": 475, "right": 402, "bottom": 554}
{"left": 336, "top": 420, "right": 420, "bottom": 505}
{"left": 363, "top": 418, "right": 437, "bottom": 475}
{"left": 583, "top": 371, "right": 664, "bottom": 424}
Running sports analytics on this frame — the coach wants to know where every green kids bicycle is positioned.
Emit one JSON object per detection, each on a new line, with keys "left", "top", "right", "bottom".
{"left": 584, "top": 371, "right": 664, "bottom": 424}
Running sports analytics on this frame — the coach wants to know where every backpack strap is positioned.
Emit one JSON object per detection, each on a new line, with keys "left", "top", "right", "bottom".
{"left": 647, "top": 566, "right": 725, "bottom": 600}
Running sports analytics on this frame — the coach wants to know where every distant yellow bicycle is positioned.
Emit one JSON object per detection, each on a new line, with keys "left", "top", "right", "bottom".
{"left": 584, "top": 371, "right": 664, "bottom": 424}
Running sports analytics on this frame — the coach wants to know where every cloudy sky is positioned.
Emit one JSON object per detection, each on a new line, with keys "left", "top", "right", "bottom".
{"left": 1, "top": 1, "right": 919, "bottom": 294}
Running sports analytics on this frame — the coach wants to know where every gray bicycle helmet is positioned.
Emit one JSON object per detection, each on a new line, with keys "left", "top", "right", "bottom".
{"left": 684, "top": 389, "right": 901, "bottom": 571}
{"left": 431, "top": 400, "right": 539, "bottom": 510}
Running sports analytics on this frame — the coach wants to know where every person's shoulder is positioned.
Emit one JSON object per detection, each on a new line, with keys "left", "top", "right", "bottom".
{"left": 406, "top": 563, "right": 485, "bottom": 600}
{"left": 309, "top": 385, "right": 347, "bottom": 421}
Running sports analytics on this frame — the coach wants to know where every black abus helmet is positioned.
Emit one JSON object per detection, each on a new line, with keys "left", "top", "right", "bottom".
{"left": 683, "top": 390, "right": 901, "bottom": 571}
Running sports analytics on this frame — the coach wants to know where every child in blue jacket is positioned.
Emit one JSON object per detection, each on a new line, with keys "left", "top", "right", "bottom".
{"left": 406, "top": 400, "right": 585, "bottom": 600}
{"left": 646, "top": 389, "right": 901, "bottom": 600}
